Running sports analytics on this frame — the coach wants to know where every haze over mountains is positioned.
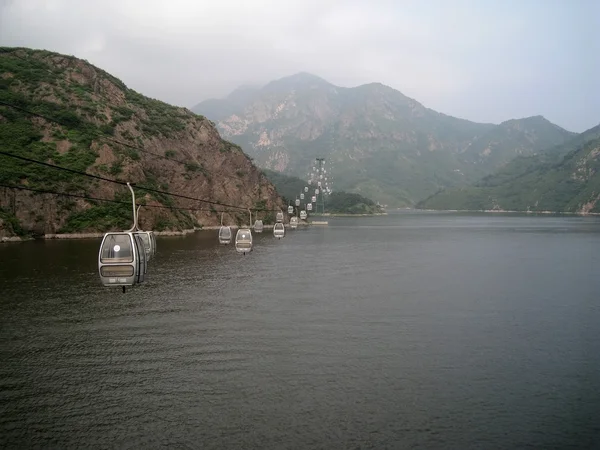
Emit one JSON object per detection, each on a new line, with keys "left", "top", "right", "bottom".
{"left": 193, "top": 73, "right": 576, "bottom": 207}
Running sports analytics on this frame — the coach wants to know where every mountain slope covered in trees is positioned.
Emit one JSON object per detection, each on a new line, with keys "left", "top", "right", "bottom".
{"left": 418, "top": 124, "right": 600, "bottom": 213}
{"left": 0, "top": 47, "right": 283, "bottom": 239}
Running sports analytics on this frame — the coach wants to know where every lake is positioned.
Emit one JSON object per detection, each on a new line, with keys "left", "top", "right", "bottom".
{"left": 1, "top": 212, "right": 599, "bottom": 449}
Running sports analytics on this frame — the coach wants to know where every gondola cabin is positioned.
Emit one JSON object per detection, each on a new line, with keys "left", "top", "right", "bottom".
{"left": 300, "top": 210, "right": 307, "bottom": 220}
{"left": 235, "top": 228, "right": 253, "bottom": 254}
{"left": 218, "top": 225, "right": 232, "bottom": 244}
{"left": 307, "top": 203, "right": 313, "bottom": 211}
{"left": 254, "top": 220, "right": 264, "bottom": 233}
{"left": 276, "top": 211, "right": 284, "bottom": 222}
{"left": 135, "top": 231, "right": 156, "bottom": 262}
{"left": 98, "top": 232, "right": 146, "bottom": 288}
{"left": 273, "top": 222, "right": 285, "bottom": 239}
{"left": 287, "top": 206, "right": 293, "bottom": 215}
{"left": 290, "top": 216, "right": 298, "bottom": 229}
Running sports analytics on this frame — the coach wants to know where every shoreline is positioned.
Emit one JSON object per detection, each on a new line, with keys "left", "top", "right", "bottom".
{"left": 415, "top": 208, "right": 600, "bottom": 216}
{"left": 310, "top": 212, "right": 388, "bottom": 217}
{"left": 0, "top": 222, "right": 311, "bottom": 243}
{"left": 2, "top": 209, "right": 597, "bottom": 243}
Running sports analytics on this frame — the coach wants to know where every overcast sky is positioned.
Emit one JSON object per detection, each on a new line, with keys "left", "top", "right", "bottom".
{"left": 1, "top": 0, "right": 598, "bottom": 132}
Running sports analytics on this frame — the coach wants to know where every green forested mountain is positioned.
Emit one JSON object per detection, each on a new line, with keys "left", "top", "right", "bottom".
{"left": 418, "top": 124, "right": 600, "bottom": 213}
{"left": 193, "top": 73, "right": 575, "bottom": 207}
{"left": 261, "top": 169, "right": 381, "bottom": 214}
{"left": 261, "top": 169, "right": 307, "bottom": 203}
{"left": 0, "top": 47, "right": 283, "bottom": 239}
{"left": 325, "top": 192, "right": 384, "bottom": 214}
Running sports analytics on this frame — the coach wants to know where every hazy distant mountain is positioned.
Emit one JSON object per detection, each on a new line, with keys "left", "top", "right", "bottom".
{"left": 193, "top": 73, "right": 575, "bottom": 206}
{"left": 418, "top": 124, "right": 600, "bottom": 213}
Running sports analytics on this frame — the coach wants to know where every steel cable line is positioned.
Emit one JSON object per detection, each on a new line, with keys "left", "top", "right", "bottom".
{"left": 0, "top": 150, "right": 280, "bottom": 212}
{"left": 0, "top": 50, "right": 283, "bottom": 216}
{"left": 0, "top": 48, "right": 261, "bottom": 184}
{"left": 0, "top": 182, "right": 263, "bottom": 214}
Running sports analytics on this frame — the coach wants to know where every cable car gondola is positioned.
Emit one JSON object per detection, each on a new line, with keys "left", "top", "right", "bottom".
{"left": 290, "top": 216, "right": 298, "bottom": 229}
{"left": 218, "top": 213, "right": 232, "bottom": 244}
{"left": 287, "top": 205, "right": 293, "bottom": 215}
{"left": 254, "top": 219, "right": 264, "bottom": 233}
{"left": 136, "top": 230, "right": 156, "bottom": 263}
{"left": 300, "top": 210, "right": 307, "bottom": 220}
{"left": 98, "top": 183, "right": 147, "bottom": 292}
{"left": 133, "top": 207, "right": 157, "bottom": 262}
{"left": 219, "top": 226, "right": 232, "bottom": 244}
{"left": 98, "top": 232, "right": 147, "bottom": 291}
{"left": 277, "top": 211, "right": 284, "bottom": 222}
{"left": 235, "top": 210, "right": 253, "bottom": 254}
{"left": 273, "top": 222, "right": 285, "bottom": 239}
{"left": 235, "top": 228, "right": 253, "bottom": 254}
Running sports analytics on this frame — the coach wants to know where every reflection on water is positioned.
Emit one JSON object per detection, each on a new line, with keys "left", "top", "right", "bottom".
{"left": 1, "top": 212, "right": 600, "bottom": 449}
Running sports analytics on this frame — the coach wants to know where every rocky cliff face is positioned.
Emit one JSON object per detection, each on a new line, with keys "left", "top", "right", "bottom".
{"left": 193, "top": 73, "right": 575, "bottom": 207}
{"left": 0, "top": 47, "right": 283, "bottom": 239}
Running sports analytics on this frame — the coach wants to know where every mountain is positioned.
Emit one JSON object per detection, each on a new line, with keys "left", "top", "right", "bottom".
{"left": 326, "top": 192, "right": 384, "bottom": 215}
{"left": 0, "top": 47, "right": 283, "bottom": 239}
{"left": 193, "top": 73, "right": 575, "bottom": 207}
{"left": 261, "top": 169, "right": 307, "bottom": 203}
{"left": 260, "top": 169, "right": 382, "bottom": 215}
{"left": 417, "top": 124, "right": 600, "bottom": 213}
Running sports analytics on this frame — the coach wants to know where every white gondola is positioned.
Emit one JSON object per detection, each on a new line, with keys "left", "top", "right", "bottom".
{"left": 277, "top": 211, "right": 284, "bottom": 222}
{"left": 304, "top": 186, "right": 309, "bottom": 192}
{"left": 300, "top": 210, "right": 307, "bottom": 220}
{"left": 290, "top": 216, "right": 298, "bottom": 229}
{"left": 254, "top": 219, "right": 264, "bottom": 233}
{"left": 273, "top": 222, "right": 285, "bottom": 239}
{"left": 133, "top": 205, "right": 157, "bottom": 263}
{"left": 300, "top": 193, "right": 304, "bottom": 200}
{"left": 311, "top": 196, "right": 316, "bottom": 202}
{"left": 218, "top": 213, "right": 232, "bottom": 244}
{"left": 307, "top": 203, "right": 313, "bottom": 211}
{"left": 235, "top": 210, "right": 253, "bottom": 254}
{"left": 235, "top": 228, "right": 253, "bottom": 254}
{"left": 287, "top": 205, "right": 294, "bottom": 215}
{"left": 136, "top": 230, "right": 156, "bottom": 262}
{"left": 295, "top": 198, "right": 300, "bottom": 207}
{"left": 219, "top": 226, "right": 232, "bottom": 244}
{"left": 98, "top": 183, "right": 147, "bottom": 292}
{"left": 315, "top": 189, "right": 320, "bottom": 195}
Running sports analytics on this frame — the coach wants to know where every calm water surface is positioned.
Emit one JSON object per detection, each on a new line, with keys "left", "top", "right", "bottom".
{"left": 1, "top": 212, "right": 599, "bottom": 449}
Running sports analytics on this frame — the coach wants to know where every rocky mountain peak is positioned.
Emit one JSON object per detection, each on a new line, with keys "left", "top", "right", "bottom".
{"left": 192, "top": 73, "right": 574, "bottom": 207}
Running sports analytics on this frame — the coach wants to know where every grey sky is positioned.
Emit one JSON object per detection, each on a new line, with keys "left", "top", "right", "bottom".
{"left": 1, "top": 0, "right": 598, "bottom": 132}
